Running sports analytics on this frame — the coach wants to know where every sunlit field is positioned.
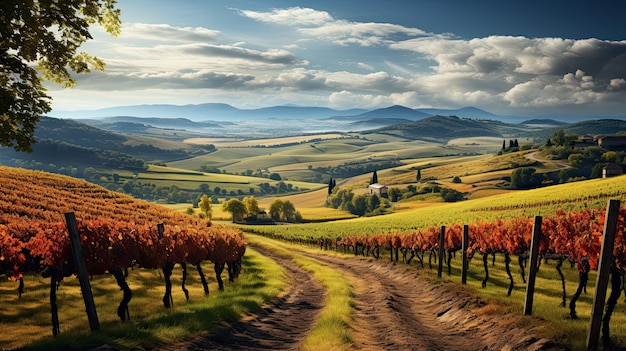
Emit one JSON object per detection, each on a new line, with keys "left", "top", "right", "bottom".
{"left": 239, "top": 175, "right": 626, "bottom": 242}
{"left": 0, "top": 249, "right": 284, "bottom": 350}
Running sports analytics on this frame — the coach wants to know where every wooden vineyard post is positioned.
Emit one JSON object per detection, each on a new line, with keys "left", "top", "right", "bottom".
{"left": 462, "top": 224, "right": 469, "bottom": 285}
{"left": 586, "top": 199, "right": 620, "bottom": 351}
{"left": 524, "top": 216, "right": 542, "bottom": 316}
{"left": 65, "top": 212, "right": 100, "bottom": 331}
{"left": 158, "top": 223, "right": 175, "bottom": 308}
{"left": 437, "top": 226, "right": 445, "bottom": 278}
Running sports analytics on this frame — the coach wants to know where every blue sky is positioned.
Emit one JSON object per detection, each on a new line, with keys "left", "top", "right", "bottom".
{"left": 48, "top": 0, "right": 626, "bottom": 117}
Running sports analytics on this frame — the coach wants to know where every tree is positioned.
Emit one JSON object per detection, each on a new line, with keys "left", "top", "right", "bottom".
{"left": 568, "top": 153, "right": 584, "bottom": 168}
{"left": 269, "top": 173, "right": 282, "bottom": 180}
{"left": 242, "top": 196, "right": 259, "bottom": 217}
{"left": 352, "top": 195, "right": 368, "bottom": 216}
{"left": 199, "top": 194, "right": 212, "bottom": 219}
{"left": 388, "top": 187, "right": 402, "bottom": 202}
{"left": 281, "top": 200, "right": 296, "bottom": 222}
{"left": 222, "top": 199, "right": 246, "bottom": 223}
{"left": 1, "top": 0, "right": 121, "bottom": 152}
{"left": 371, "top": 170, "right": 378, "bottom": 184}
{"left": 367, "top": 194, "right": 380, "bottom": 213}
{"left": 268, "top": 199, "right": 297, "bottom": 221}
{"left": 269, "top": 199, "right": 284, "bottom": 220}
{"left": 510, "top": 167, "right": 543, "bottom": 189}
{"left": 416, "top": 168, "right": 421, "bottom": 182}
{"left": 441, "top": 188, "right": 464, "bottom": 202}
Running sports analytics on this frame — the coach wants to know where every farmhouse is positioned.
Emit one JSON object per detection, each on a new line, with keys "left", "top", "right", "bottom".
{"left": 572, "top": 135, "right": 596, "bottom": 148}
{"left": 368, "top": 183, "right": 388, "bottom": 197}
{"left": 597, "top": 135, "right": 626, "bottom": 150}
{"left": 602, "top": 163, "right": 623, "bottom": 178}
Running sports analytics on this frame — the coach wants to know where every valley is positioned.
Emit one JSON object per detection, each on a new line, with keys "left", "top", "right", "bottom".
{"left": 2, "top": 105, "right": 626, "bottom": 350}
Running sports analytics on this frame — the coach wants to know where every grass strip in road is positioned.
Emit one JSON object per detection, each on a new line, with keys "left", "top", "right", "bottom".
{"left": 11, "top": 248, "right": 284, "bottom": 351}
{"left": 247, "top": 233, "right": 354, "bottom": 351}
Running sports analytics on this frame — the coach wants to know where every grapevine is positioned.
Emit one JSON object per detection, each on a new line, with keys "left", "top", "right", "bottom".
{"left": 0, "top": 166, "right": 247, "bottom": 333}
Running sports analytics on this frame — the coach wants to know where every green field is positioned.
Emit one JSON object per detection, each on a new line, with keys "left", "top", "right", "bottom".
{"left": 238, "top": 174, "right": 626, "bottom": 241}
{"left": 113, "top": 164, "right": 326, "bottom": 194}
{"left": 170, "top": 135, "right": 497, "bottom": 180}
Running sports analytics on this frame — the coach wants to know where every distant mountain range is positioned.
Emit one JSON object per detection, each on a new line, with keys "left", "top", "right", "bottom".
{"left": 49, "top": 103, "right": 626, "bottom": 139}
{"left": 48, "top": 103, "right": 528, "bottom": 123}
{"left": 53, "top": 103, "right": 369, "bottom": 122}
{"left": 366, "top": 115, "right": 626, "bottom": 141}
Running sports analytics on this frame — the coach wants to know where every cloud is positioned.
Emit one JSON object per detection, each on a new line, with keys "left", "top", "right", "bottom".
{"left": 238, "top": 7, "right": 334, "bottom": 26}
{"left": 390, "top": 36, "right": 626, "bottom": 112}
{"left": 121, "top": 23, "right": 220, "bottom": 42}
{"left": 240, "top": 7, "right": 433, "bottom": 47}
{"left": 180, "top": 44, "right": 302, "bottom": 65}
{"left": 53, "top": 8, "right": 626, "bottom": 116}
{"left": 69, "top": 69, "right": 255, "bottom": 91}
{"left": 357, "top": 62, "right": 374, "bottom": 71}
{"left": 328, "top": 90, "right": 394, "bottom": 109}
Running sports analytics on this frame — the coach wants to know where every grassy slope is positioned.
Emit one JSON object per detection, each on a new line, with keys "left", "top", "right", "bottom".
{"left": 241, "top": 174, "right": 626, "bottom": 241}
{"left": 1, "top": 249, "right": 285, "bottom": 350}
{"left": 115, "top": 164, "right": 326, "bottom": 193}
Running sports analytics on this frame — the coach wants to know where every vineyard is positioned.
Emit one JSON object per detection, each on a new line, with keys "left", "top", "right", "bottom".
{"left": 242, "top": 174, "right": 626, "bottom": 242}
{"left": 0, "top": 166, "right": 247, "bottom": 338}
{"left": 303, "top": 205, "right": 623, "bottom": 349}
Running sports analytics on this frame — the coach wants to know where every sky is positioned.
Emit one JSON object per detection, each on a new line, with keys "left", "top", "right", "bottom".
{"left": 48, "top": 0, "right": 626, "bottom": 117}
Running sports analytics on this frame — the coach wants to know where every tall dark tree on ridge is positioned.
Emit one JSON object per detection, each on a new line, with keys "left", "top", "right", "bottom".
{"left": 328, "top": 177, "right": 336, "bottom": 195}
{"left": 371, "top": 170, "right": 378, "bottom": 184}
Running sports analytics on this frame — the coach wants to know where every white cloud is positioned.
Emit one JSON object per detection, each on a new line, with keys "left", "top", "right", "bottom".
{"left": 240, "top": 7, "right": 433, "bottom": 47}
{"left": 51, "top": 8, "right": 626, "bottom": 116}
{"left": 328, "top": 90, "right": 394, "bottom": 109}
{"left": 121, "top": 23, "right": 220, "bottom": 42}
{"left": 357, "top": 62, "right": 374, "bottom": 71}
{"left": 390, "top": 35, "right": 626, "bottom": 112}
{"left": 609, "top": 78, "right": 626, "bottom": 90}
{"left": 238, "top": 7, "right": 333, "bottom": 26}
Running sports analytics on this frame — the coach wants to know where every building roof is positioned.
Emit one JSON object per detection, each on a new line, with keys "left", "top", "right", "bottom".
{"left": 603, "top": 163, "right": 623, "bottom": 170}
{"left": 368, "top": 183, "right": 387, "bottom": 189}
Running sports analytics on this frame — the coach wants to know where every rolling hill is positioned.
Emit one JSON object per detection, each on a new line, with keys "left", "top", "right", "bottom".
{"left": 332, "top": 105, "right": 430, "bottom": 122}
{"left": 52, "top": 103, "right": 368, "bottom": 121}
{"left": 0, "top": 117, "right": 205, "bottom": 172}
{"left": 528, "top": 119, "right": 626, "bottom": 140}
{"left": 367, "top": 115, "right": 519, "bottom": 140}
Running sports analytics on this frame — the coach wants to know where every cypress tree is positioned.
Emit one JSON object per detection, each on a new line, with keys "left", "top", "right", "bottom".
{"left": 371, "top": 170, "right": 378, "bottom": 184}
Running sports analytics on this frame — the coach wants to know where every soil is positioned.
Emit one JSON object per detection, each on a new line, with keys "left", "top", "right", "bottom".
{"left": 159, "top": 246, "right": 325, "bottom": 351}
{"left": 160, "top": 246, "right": 564, "bottom": 351}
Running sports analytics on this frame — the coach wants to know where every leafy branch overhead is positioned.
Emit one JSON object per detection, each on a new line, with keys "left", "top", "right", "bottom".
{"left": 0, "top": 0, "right": 121, "bottom": 152}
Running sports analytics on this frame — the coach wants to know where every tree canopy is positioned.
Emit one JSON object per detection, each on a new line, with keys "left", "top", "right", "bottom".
{"left": 1, "top": 0, "right": 121, "bottom": 151}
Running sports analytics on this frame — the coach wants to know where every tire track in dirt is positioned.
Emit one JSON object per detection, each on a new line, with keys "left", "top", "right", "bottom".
{"left": 159, "top": 246, "right": 324, "bottom": 351}
{"left": 306, "top": 253, "right": 563, "bottom": 351}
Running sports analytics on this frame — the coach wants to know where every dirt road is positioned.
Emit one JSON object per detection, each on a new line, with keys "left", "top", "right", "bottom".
{"left": 309, "top": 253, "right": 561, "bottom": 351}
{"left": 161, "top": 247, "right": 325, "bottom": 351}
{"left": 164, "top": 246, "right": 562, "bottom": 351}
